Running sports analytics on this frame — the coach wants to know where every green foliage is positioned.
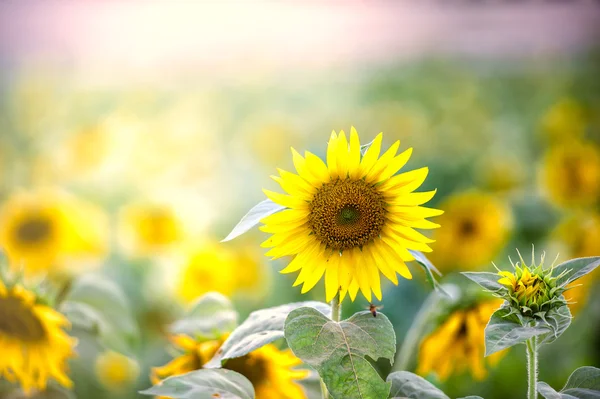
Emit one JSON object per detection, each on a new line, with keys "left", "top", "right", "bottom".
{"left": 222, "top": 199, "right": 284, "bottom": 242}
{"left": 387, "top": 371, "right": 449, "bottom": 399}
{"left": 462, "top": 271, "right": 507, "bottom": 292}
{"left": 408, "top": 250, "right": 449, "bottom": 296}
{"left": 60, "top": 274, "right": 138, "bottom": 354}
{"left": 140, "top": 369, "right": 255, "bottom": 399}
{"left": 538, "top": 366, "right": 600, "bottom": 399}
{"left": 170, "top": 292, "right": 238, "bottom": 339}
{"left": 553, "top": 257, "right": 600, "bottom": 287}
{"left": 205, "top": 301, "right": 330, "bottom": 368}
{"left": 285, "top": 307, "right": 395, "bottom": 399}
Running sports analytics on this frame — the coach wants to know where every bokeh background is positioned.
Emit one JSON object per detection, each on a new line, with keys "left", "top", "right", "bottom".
{"left": 1, "top": 2, "right": 599, "bottom": 399}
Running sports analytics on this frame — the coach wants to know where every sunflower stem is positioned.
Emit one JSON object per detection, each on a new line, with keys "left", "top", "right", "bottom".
{"left": 320, "top": 293, "right": 342, "bottom": 399}
{"left": 526, "top": 336, "right": 539, "bottom": 399}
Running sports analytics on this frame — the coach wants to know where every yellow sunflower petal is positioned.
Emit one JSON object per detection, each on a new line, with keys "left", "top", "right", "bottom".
{"left": 348, "top": 127, "right": 362, "bottom": 179}
{"left": 374, "top": 147, "right": 413, "bottom": 183}
{"left": 325, "top": 255, "right": 341, "bottom": 302}
{"left": 358, "top": 133, "right": 383, "bottom": 177}
{"left": 379, "top": 167, "right": 429, "bottom": 194}
{"left": 364, "top": 140, "right": 400, "bottom": 183}
{"left": 326, "top": 131, "right": 339, "bottom": 179}
{"left": 263, "top": 189, "right": 308, "bottom": 209}
{"left": 335, "top": 130, "right": 349, "bottom": 178}
{"left": 387, "top": 190, "right": 437, "bottom": 206}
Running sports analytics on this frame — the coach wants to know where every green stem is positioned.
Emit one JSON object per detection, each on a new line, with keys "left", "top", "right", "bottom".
{"left": 321, "top": 293, "right": 342, "bottom": 399}
{"left": 526, "top": 336, "right": 539, "bottom": 399}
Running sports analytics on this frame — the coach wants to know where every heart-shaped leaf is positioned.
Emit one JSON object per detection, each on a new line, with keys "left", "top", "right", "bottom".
{"left": 170, "top": 292, "right": 238, "bottom": 339}
{"left": 387, "top": 371, "right": 449, "bottom": 399}
{"left": 538, "top": 366, "right": 600, "bottom": 399}
{"left": 140, "top": 369, "right": 254, "bottom": 399}
{"left": 205, "top": 301, "right": 330, "bottom": 368}
{"left": 285, "top": 307, "right": 395, "bottom": 399}
{"left": 222, "top": 199, "right": 285, "bottom": 242}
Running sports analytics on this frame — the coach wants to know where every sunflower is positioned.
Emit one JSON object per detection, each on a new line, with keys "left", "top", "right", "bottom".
{"left": 95, "top": 350, "right": 140, "bottom": 391}
{"left": 0, "top": 190, "right": 108, "bottom": 276}
{"left": 260, "top": 128, "right": 442, "bottom": 302}
{"left": 151, "top": 335, "right": 308, "bottom": 399}
{"left": 539, "top": 98, "right": 587, "bottom": 144}
{"left": 119, "top": 203, "right": 182, "bottom": 256}
{"left": 540, "top": 141, "right": 600, "bottom": 208}
{"left": 429, "top": 191, "right": 512, "bottom": 272}
{"left": 0, "top": 279, "right": 76, "bottom": 394}
{"left": 417, "top": 300, "right": 504, "bottom": 381}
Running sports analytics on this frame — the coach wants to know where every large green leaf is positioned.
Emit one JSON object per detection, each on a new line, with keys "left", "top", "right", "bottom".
{"left": 484, "top": 307, "right": 549, "bottom": 356}
{"left": 409, "top": 250, "right": 450, "bottom": 297}
{"left": 205, "top": 301, "right": 330, "bottom": 368}
{"left": 285, "top": 307, "right": 395, "bottom": 399}
{"left": 537, "top": 305, "right": 572, "bottom": 345}
{"left": 170, "top": 292, "right": 238, "bottom": 339}
{"left": 387, "top": 371, "right": 449, "bottom": 399}
{"left": 462, "top": 271, "right": 506, "bottom": 292}
{"left": 538, "top": 366, "right": 600, "bottom": 399}
{"left": 553, "top": 257, "right": 600, "bottom": 287}
{"left": 61, "top": 274, "right": 138, "bottom": 353}
{"left": 222, "top": 199, "right": 285, "bottom": 242}
{"left": 140, "top": 369, "right": 254, "bottom": 399}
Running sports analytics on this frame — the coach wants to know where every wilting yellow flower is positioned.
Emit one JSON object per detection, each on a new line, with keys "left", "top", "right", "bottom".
{"left": 0, "top": 279, "right": 76, "bottom": 394}
{"left": 95, "top": 351, "right": 140, "bottom": 391}
{"left": 260, "top": 128, "right": 442, "bottom": 302}
{"left": 429, "top": 191, "right": 512, "bottom": 272}
{"left": 0, "top": 190, "right": 108, "bottom": 276}
{"left": 151, "top": 335, "right": 308, "bottom": 399}
{"left": 540, "top": 141, "right": 600, "bottom": 208}
{"left": 119, "top": 203, "right": 182, "bottom": 256}
{"left": 417, "top": 300, "right": 504, "bottom": 380}
{"left": 540, "top": 98, "right": 587, "bottom": 143}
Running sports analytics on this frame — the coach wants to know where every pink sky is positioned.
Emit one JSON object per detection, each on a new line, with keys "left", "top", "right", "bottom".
{"left": 1, "top": 1, "right": 599, "bottom": 79}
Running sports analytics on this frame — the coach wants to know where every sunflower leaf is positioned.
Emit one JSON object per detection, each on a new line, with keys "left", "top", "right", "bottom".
{"left": 409, "top": 250, "right": 450, "bottom": 297}
{"left": 538, "top": 366, "right": 600, "bottom": 399}
{"left": 205, "top": 301, "right": 330, "bottom": 368}
{"left": 61, "top": 274, "right": 139, "bottom": 354}
{"left": 552, "top": 257, "right": 600, "bottom": 287}
{"left": 140, "top": 369, "right": 255, "bottom": 399}
{"left": 387, "top": 371, "right": 450, "bottom": 399}
{"left": 170, "top": 292, "right": 238, "bottom": 339}
{"left": 484, "top": 306, "right": 550, "bottom": 355}
{"left": 462, "top": 271, "right": 506, "bottom": 292}
{"left": 537, "top": 304, "right": 572, "bottom": 345}
{"left": 285, "top": 307, "right": 395, "bottom": 399}
{"left": 222, "top": 199, "right": 285, "bottom": 242}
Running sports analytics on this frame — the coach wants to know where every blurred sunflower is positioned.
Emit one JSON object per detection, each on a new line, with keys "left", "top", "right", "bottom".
{"left": 0, "top": 190, "right": 108, "bottom": 276}
{"left": 151, "top": 335, "right": 308, "bottom": 399}
{"left": 539, "top": 98, "right": 587, "bottom": 144}
{"left": 540, "top": 141, "right": 600, "bottom": 208}
{"left": 551, "top": 213, "right": 600, "bottom": 313}
{"left": 417, "top": 299, "right": 504, "bottom": 381}
{"left": 119, "top": 203, "right": 182, "bottom": 257}
{"left": 95, "top": 351, "right": 140, "bottom": 391}
{"left": 429, "top": 191, "right": 512, "bottom": 272}
{"left": 0, "top": 279, "right": 76, "bottom": 394}
{"left": 261, "top": 128, "right": 442, "bottom": 302}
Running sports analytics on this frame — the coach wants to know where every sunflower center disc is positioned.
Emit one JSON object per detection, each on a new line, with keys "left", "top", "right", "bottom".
{"left": 0, "top": 295, "right": 46, "bottom": 341}
{"left": 15, "top": 217, "right": 52, "bottom": 244}
{"left": 309, "top": 179, "right": 386, "bottom": 251}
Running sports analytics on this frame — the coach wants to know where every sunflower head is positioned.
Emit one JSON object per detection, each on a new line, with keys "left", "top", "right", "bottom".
{"left": 95, "top": 351, "right": 140, "bottom": 391}
{"left": 151, "top": 334, "right": 308, "bottom": 399}
{"left": 0, "top": 279, "right": 76, "bottom": 394}
{"left": 260, "top": 128, "right": 442, "bottom": 302}
{"left": 497, "top": 256, "right": 564, "bottom": 317}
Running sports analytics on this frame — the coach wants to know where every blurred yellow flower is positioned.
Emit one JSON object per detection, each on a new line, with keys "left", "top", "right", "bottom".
{"left": 417, "top": 300, "right": 504, "bottom": 381}
{"left": 540, "top": 141, "right": 600, "bottom": 208}
{"left": 95, "top": 351, "right": 140, "bottom": 391}
{"left": 175, "top": 243, "right": 266, "bottom": 304}
{"left": 151, "top": 335, "right": 308, "bottom": 399}
{"left": 119, "top": 203, "right": 182, "bottom": 256}
{"left": 261, "top": 129, "right": 441, "bottom": 302}
{"left": 552, "top": 213, "right": 600, "bottom": 313}
{"left": 430, "top": 191, "right": 512, "bottom": 272}
{"left": 540, "top": 98, "right": 587, "bottom": 144}
{"left": 0, "top": 279, "right": 76, "bottom": 394}
{"left": 0, "top": 190, "right": 108, "bottom": 276}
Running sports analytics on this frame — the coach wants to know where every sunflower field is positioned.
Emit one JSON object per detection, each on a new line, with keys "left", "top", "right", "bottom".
{"left": 1, "top": 3, "right": 599, "bottom": 399}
